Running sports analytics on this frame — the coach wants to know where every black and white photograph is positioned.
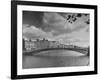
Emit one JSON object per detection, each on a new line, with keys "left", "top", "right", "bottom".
{"left": 22, "top": 11, "right": 90, "bottom": 69}
{"left": 11, "top": 1, "right": 97, "bottom": 79}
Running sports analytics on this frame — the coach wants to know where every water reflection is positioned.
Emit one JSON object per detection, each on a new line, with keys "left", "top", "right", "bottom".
{"left": 23, "top": 50, "right": 89, "bottom": 69}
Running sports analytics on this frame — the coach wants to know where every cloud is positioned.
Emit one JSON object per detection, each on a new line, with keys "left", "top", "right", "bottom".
{"left": 23, "top": 25, "right": 53, "bottom": 39}
{"left": 42, "top": 13, "right": 67, "bottom": 33}
{"left": 52, "top": 26, "right": 89, "bottom": 47}
{"left": 42, "top": 12, "right": 89, "bottom": 36}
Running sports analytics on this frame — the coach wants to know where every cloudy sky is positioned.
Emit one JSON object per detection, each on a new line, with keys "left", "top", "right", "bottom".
{"left": 22, "top": 11, "right": 90, "bottom": 47}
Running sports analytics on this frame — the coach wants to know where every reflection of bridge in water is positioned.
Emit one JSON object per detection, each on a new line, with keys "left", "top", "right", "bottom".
{"left": 24, "top": 47, "right": 89, "bottom": 56}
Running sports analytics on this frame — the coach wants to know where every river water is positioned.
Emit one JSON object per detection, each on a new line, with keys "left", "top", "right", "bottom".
{"left": 23, "top": 50, "right": 89, "bottom": 69}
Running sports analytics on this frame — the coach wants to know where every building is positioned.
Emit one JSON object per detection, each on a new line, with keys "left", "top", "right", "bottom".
{"left": 23, "top": 38, "right": 83, "bottom": 51}
{"left": 24, "top": 39, "right": 36, "bottom": 51}
{"left": 34, "top": 38, "right": 50, "bottom": 49}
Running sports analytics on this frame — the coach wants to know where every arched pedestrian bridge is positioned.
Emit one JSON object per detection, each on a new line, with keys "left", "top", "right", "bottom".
{"left": 24, "top": 47, "right": 89, "bottom": 56}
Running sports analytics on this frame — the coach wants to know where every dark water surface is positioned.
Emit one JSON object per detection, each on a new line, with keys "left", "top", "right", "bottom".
{"left": 23, "top": 50, "right": 89, "bottom": 69}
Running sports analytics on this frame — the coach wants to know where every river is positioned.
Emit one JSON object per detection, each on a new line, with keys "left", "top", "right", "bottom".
{"left": 23, "top": 50, "right": 89, "bottom": 69}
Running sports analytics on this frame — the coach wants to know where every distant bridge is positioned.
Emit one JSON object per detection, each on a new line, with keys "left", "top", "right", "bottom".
{"left": 23, "top": 47, "right": 89, "bottom": 56}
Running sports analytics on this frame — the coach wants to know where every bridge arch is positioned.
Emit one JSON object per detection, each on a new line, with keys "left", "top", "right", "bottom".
{"left": 24, "top": 48, "right": 88, "bottom": 56}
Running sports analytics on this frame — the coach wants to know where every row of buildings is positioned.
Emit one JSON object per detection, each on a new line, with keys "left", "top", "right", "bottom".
{"left": 23, "top": 38, "right": 88, "bottom": 51}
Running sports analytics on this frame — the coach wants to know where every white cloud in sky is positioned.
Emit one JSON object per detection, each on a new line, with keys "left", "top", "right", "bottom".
{"left": 23, "top": 25, "right": 53, "bottom": 39}
{"left": 42, "top": 12, "right": 89, "bottom": 35}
